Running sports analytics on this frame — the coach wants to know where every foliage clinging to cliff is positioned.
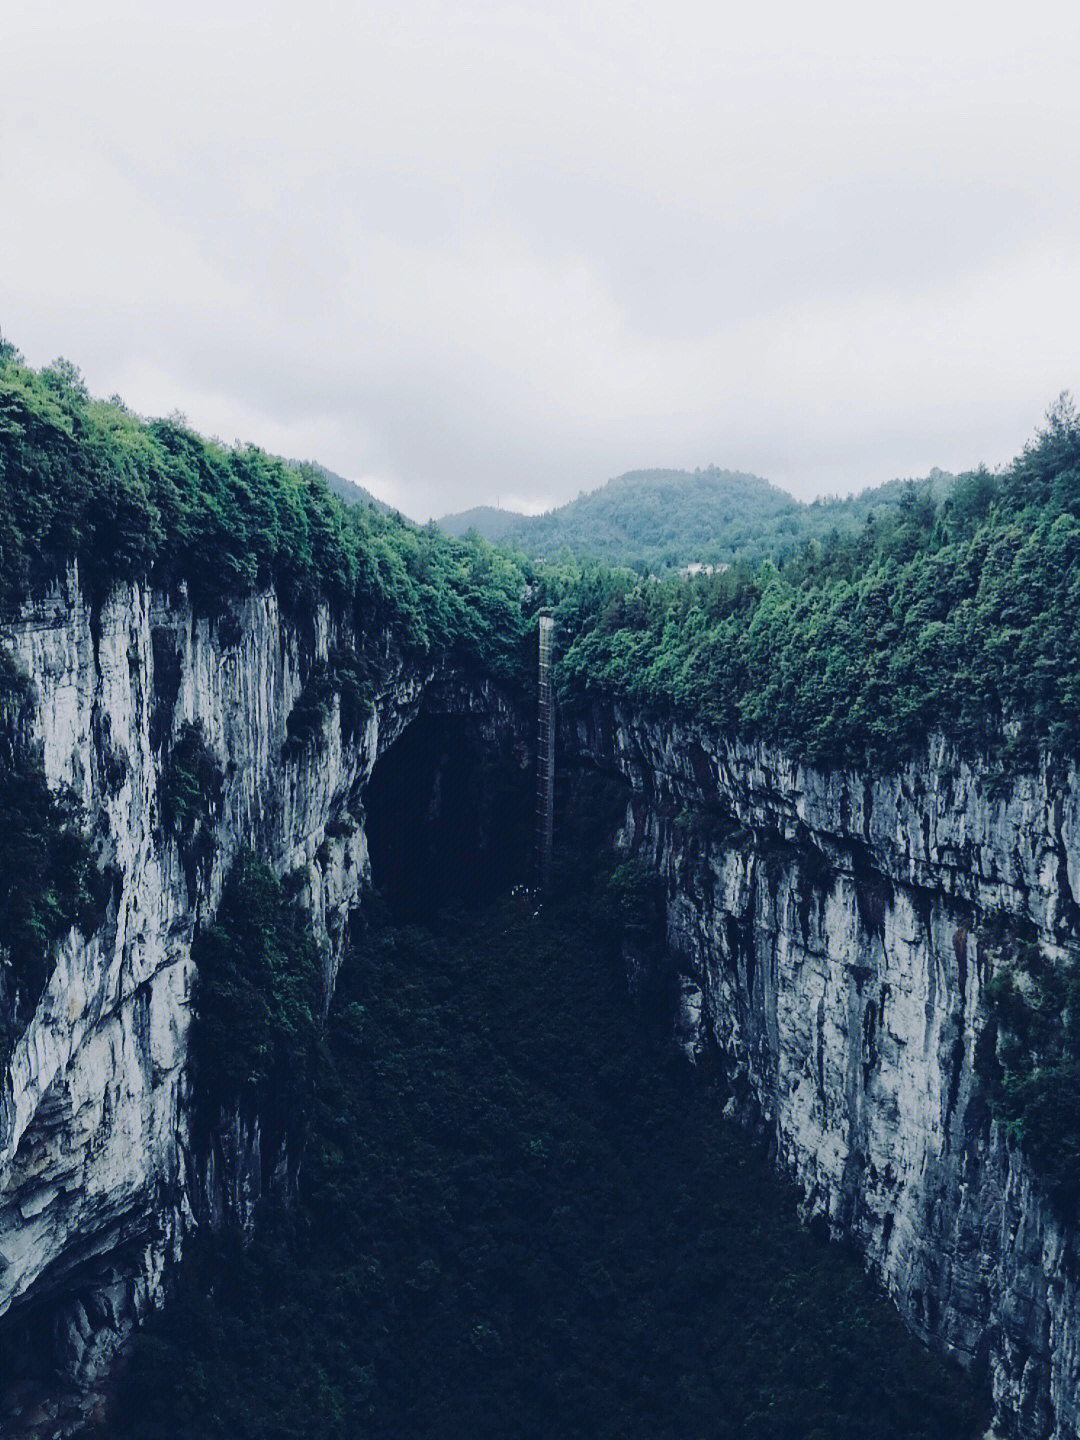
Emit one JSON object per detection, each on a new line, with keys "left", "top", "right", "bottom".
{"left": 161, "top": 722, "right": 222, "bottom": 843}
{"left": 977, "top": 936, "right": 1080, "bottom": 1213}
{"left": 284, "top": 648, "right": 376, "bottom": 755}
{"left": 191, "top": 851, "right": 322, "bottom": 1135}
{"left": 0, "top": 650, "right": 106, "bottom": 1059}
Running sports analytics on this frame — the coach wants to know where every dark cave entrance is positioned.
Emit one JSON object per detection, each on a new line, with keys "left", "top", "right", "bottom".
{"left": 364, "top": 714, "right": 532, "bottom": 922}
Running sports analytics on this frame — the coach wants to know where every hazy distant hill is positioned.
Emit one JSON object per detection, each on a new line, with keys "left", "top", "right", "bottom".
{"left": 439, "top": 466, "right": 956, "bottom": 569}
{"left": 286, "top": 460, "right": 390, "bottom": 513}
{"left": 438, "top": 505, "right": 525, "bottom": 543}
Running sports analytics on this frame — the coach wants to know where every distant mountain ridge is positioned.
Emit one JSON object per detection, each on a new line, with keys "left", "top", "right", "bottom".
{"left": 436, "top": 505, "right": 524, "bottom": 543}
{"left": 439, "top": 465, "right": 956, "bottom": 569}
{"left": 285, "top": 460, "right": 391, "bottom": 513}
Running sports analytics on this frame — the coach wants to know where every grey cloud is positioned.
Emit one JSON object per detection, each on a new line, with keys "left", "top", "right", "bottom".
{"left": 2, "top": 1, "right": 1079, "bottom": 520}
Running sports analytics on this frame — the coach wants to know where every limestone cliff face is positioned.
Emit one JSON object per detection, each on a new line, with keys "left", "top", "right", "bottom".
{"left": 0, "top": 568, "right": 524, "bottom": 1436}
{"left": 8, "top": 565, "right": 1080, "bottom": 1440}
{"left": 567, "top": 700, "right": 1080, "bottom": 1440}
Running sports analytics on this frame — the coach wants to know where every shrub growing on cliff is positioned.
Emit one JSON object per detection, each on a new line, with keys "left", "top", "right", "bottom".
{"left": 283, "top": 664, "right": 339, "bottom": 755}
{"left": 161, "top": 722, "right": 223, "bottom": 843}
{"left": 605, "top": 856, "right": 667, "bottom": 959}
{"left": 976, "top": 938, "right": 1080, "bottom": 1213}
{"left": 283, "top": 649, "right": 374, "bottom": 757}
{"left": 191, "top": 851, "right": 323, "bottom": 1137}
{"left": 0, "top": 648, "right": 106, "bottom": 1060}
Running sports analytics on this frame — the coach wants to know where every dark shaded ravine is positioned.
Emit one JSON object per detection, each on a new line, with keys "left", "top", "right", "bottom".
{"left": 100, "top": 766, "right": 986, "bottom": 1440}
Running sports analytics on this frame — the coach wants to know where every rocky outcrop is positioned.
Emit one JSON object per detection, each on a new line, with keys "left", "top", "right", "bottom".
{"left": 0, "top": 568, "right": 525, "bottom": 1437}
{"left": 8, "top": 561, "right": 1080, "bottom": 1440}
{"left": 567, "top": 700, "right": 1080, "bottom": 1440}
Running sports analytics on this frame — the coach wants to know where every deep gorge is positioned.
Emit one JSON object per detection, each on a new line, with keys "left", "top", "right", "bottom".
{"left": 0, "top": 569, "right": 531, "bottom": 1435}
{"left": 99, "top": 795, "right": 983, "bottom": 1440}
{"left": 1, "top": 528, "right": 1080, "bottom": 1434}
{"left": 0, "top": 562, "right": 1067, "bottom": 1438}
{"left": 568, "top": 702, "right": 1080, "bottom": 1439}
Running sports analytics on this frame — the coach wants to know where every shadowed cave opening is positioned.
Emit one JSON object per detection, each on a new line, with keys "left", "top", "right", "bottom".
{"left": 0, "top": 1232, "right": 152, "bottom": 1430}
{"left": 364, "top": 713, "right": 533, "bottom": 921}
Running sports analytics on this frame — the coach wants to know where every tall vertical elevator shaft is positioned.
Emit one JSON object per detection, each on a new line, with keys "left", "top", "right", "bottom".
{"left": 536, "top": 614, "right": 555, "bottom": 884}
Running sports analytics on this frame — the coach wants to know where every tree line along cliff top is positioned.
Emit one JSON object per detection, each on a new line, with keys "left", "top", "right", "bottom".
{"left": 0, "top": 340, "right": 529, "bottom": 681}
{"left": 544, "top": 396, "right": 1080, "bottom": 767}
{"left": 3, "top": 338, "right": 1080, "bottom": 769}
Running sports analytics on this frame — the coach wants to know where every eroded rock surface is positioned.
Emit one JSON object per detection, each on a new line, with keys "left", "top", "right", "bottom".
{"left": 6, "top": 567, "right": 1080, "bottom": 1440}
{"left": 569, "top": 700, "right": 1080, "bottom": 1440}
{"left": 0, "top": 569, "right": 524, "bottom": 1436}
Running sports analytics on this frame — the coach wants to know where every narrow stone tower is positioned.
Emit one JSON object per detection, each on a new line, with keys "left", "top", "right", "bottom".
{"left": 536, "top": 613, "right": 555, "bottom": 884}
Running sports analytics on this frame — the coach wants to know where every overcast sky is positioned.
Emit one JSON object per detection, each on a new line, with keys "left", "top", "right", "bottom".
{"left": 3, "top": 1, "right": 1079, "bottom": 519}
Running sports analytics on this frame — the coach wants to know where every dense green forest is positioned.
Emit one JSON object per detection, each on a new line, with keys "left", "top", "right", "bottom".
{"left": 103, "top": 785, "right": 983, "bottom": 1440}
{"left": 5, "top": 341, "right": 1079, "bottom": 772}
{"left": 0, "top": 340, "right": 529, "bottom": 683}
{"left": 285, "top": 460, "right": 389, "bottom": 515}
{"left": 543, "top": 396, "right": 1080, "bottom": 767}
{"left": 440, "top": 465, "right": 955, "bottom": 572}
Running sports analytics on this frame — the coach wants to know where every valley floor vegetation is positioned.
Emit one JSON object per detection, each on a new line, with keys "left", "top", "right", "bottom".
{"left": 102, "top": 806, "right": 984, "bottom": 1440}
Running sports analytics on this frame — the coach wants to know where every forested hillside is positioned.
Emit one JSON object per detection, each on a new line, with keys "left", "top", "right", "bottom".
{"left": 286, "top": 461, "right": 390, "bottom": 515}
{"left": 544, "top": 397, "right": 1080, "bottom": 768}
{"left": 0, "top": 341, "right": 528, "bottom": 681}
{"left": 440, "top": 465, "right": 955, "bottom": 571}
{"left": 437, "top": 504, "right": 525, "bottom": 544}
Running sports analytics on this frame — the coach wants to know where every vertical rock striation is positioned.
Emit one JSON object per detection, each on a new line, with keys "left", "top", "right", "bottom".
{"left": 567, "top": 700, "right": 1080, "bottom": 1440}
{"left": 6, "top": 565, "right": 1080, "bottom": 1440}
{"left": 0, "top": 568, "right": 524, "bottom": 1436}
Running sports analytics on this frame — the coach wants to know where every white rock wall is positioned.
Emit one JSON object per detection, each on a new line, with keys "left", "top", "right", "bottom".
{"left": 8, "top": 571, "right": 1079, "bottom": 1440}
{"left": 0, "top": 567, "right": 519, "bottom": 1436}
{"left": 569, "top": 700, "right": 1080, "bottom": 1440}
